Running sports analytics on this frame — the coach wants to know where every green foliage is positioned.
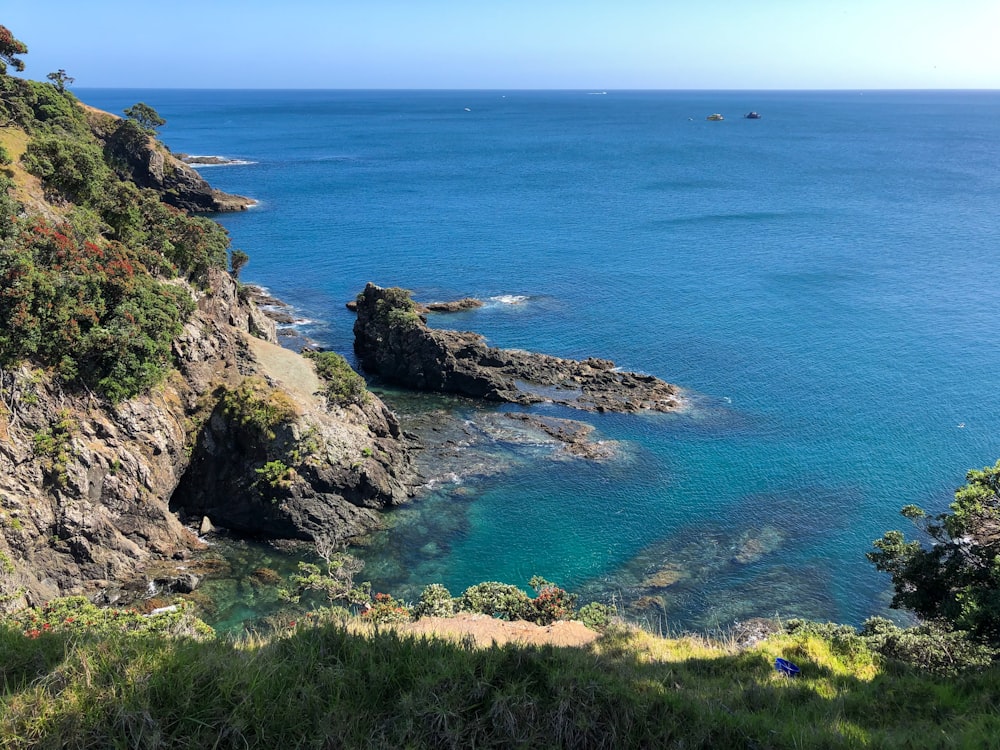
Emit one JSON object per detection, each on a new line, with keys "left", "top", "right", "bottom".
{"left": 459, "top": 581, "right": 531, "bottom": 620}
{"left": 370, "top": 286, "right": 422, "bottom": 329}
{"left": 31, "top": 408, "right": 76, "bottom": 486}
{"left": 279, "top": 551, "right": 371, "bottom": 610}
{"left": 23, "top": 133, "right": 111, "bottom": 204}
{"left": 0, "top": 220, "right": 195, "bottom": 401}
{"left": 576, "top": 601, "right": 615, "bottom": 632}
{"left": 219, "top": 378, "right": 297, "bottom": 441}
{"left": 0, "top": 144, "right": 10, "bottom": 166}
{"left": 861, "top": 616, "right": 999, "bottom": 677}
{"left": 0, "top": 24, "right": 27, "bottom": 75}
{"left": 303, "top": 350, "right": 369, "bottom": 407}
{"left": 229, "top": 248, "right": 249, "bottom": 278}
{"left": 413, "top": 583, "right": 456, "bottom": 618}
{"left": 868, "top": 459, "right": 1000, "bottom": 645}
{"left": 3, "top": 595, "right": 213, "bottom": 644}
{"left": 254, "top": 459, "right": 292, "bottom": 497}
{"left": 364, "top": 592, "right": 412, "bottom": 625}
{"left": 123, "top": 102, "right": 165, "bottom": 132}
{"left": 46, "top": 69, "right": 74, "bottom": 93}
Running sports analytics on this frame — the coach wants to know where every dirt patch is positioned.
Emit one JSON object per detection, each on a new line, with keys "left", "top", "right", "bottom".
{"left": 244, "top": 334, "right": 321, "bottom": 406}
{"left": 383, "top": 613, "right": 600, "bottom": 648}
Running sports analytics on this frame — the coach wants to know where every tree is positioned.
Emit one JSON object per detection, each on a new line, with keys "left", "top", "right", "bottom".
{"left": 0, "top": 25, "right": 27, "bottom": 75}
{"left": 123, "top": 102, "right": 165, "bottom": 132}
{"left": 46, "top": 69, "right": 74, "bottom": 92}
{"left": 868, "top": 460, "right": 1000, "bottom": 644}
{"left": 230, "top": 249, "right": 249, "bottom": 279}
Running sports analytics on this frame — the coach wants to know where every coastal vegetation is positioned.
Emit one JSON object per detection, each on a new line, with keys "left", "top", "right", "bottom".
{"left": 3, "top": 20, "right": 1000, "bottom": 748}
{"left": 0, "top": 30, "right": 232, "bottom": 402}
{"left": 304, "top": 350, "right": 369, "bottom": 407}
{"left": 2, "top": 588, "right": 1000, "bottom": 748}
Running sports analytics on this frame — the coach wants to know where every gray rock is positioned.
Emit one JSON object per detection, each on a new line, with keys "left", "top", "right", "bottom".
{"left": 353, "top": 283, "right": 682, "bottom": 413}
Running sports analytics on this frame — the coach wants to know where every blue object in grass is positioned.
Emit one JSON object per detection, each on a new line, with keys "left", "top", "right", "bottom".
{"left": 775, "top": 657, "right": 800, "bottom": 677}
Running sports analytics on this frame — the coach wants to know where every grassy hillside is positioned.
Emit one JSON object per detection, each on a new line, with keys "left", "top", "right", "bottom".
{"left": 2, "top": 609, "right": 1000, "bottom": 749}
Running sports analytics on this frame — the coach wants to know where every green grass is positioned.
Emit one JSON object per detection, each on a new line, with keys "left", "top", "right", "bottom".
{"left": 3, "top": 615, "right": 1000, "bottom": 749}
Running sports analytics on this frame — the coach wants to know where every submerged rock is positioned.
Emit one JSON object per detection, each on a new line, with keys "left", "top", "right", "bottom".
{"left": 353, "top": 283, "right": 682, "bottom": 413}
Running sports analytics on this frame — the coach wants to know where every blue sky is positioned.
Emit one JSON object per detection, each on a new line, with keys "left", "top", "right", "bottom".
{"left": 5, "top": 1, "right": 998, "bottom": 89}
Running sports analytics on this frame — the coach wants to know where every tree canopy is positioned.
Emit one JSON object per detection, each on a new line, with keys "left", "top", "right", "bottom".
{"left": 868, "top": 460, "right": 1000, "bottom": 644}
{"left": 0, "top": 24, "right": 27, "bottom": 75}
{"left": 123, "top": 102, "right": 166, "bottom": 131}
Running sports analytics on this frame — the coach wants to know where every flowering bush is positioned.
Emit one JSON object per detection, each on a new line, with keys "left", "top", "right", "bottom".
{"left": 4, "top": 596, "right": 214, "bottom": 640}
{"left": 364, "top": 593, "right": 412, "bottom": 625}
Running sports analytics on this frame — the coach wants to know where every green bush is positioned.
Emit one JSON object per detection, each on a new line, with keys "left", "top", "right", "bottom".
{"left": 364, "top": 592, "right": 412, "bottom": 625}
{"left": 861, "top": 616, "right": 998, "bottom": 676}
{"left": 304, "top": 350, "right": 369, "bottom": 407}
{"left": 459, "top": 582, "right": 531, "bottom": 621}
{"left": 22, "top": 133, "right": 111, "bottom": 204}
{"left": 576, "top": 601, "right": 615, "bottom": 632}
{"left": 219, "top": 378, "right": 297, "bottom": 440}
{"left": 413, "top": 584, "right": 456, "bottom": 619}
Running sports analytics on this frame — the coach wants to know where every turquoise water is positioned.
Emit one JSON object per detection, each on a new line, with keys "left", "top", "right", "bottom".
{"left": 83, "top": 89, "right": 1000, "bottom": 629}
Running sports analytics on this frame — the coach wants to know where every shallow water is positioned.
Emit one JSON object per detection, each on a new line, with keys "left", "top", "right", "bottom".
{"left": 80, "top": 89, "right": 1000, "bottom": 630}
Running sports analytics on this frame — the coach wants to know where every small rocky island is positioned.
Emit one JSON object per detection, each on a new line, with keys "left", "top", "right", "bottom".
{"left": 353, "top": 283, "right": 682, "bottom": 413}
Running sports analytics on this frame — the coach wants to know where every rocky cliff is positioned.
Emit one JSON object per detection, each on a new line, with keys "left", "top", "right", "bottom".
{"left": 0, "top": 270, "right": 414, "bottom": 609}
{"left": 353, "top": 283, "right": 681, "bottom": 413}
{"left": 87, "top": 105, "right": 254, "bottom": 213}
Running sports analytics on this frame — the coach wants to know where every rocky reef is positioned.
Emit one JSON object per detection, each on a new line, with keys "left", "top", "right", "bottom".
{"left": 0, "top": 270, "right": 414, "bottom": 607}
{"left": 353, "top": 283, "right": 681, "bottom": 413}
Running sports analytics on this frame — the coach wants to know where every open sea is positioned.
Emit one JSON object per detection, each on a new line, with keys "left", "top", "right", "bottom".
{"left": 81, "top": 89, "right": 1000, "bottom": 631}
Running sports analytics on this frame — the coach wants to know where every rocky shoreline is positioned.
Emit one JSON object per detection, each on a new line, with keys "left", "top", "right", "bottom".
{"left": 353, "top": 283, "right": 682, "bottom": 413}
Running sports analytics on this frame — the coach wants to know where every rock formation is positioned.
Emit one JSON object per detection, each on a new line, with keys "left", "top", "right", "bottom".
{"left": 353, "top": 283, "right": 682, "bottom": 413}
{"left": 0, "top": 270, "right": 414, "bottom": 608}
{"left": 89, "top": 107, "right": 254, "bottom": 213}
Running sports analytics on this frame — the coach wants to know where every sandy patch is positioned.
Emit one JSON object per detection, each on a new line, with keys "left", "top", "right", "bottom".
{"left": 383, "top": 613, "right": 600, "bottom": 648}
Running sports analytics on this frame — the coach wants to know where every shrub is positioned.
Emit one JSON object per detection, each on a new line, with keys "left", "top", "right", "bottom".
{"left": 861, "top": 617, "right": 999, "bottom": 676}
{"left": 527, "top": 576, "right": 578, "bottom": 625}
{"left": 4, "top": 595, "right": 213, "bottom": 640}
{"left": 254, "top": 459, "right": 292, "bottom": 489}
{"left": 576, "top": 602, "right": 615, "bottom": 632}
{"left": 31, "top": 409, "right": 76, "bottom": 486}
{"left": 413, "top": 584, "right": 456, "bottom": 619}
{"left": 460, "top": 582, "right": 530, "bottom": 621}
{"left": 22, "top": 133, "right": 111, "bottom": 204}
{"left": 219, "top": 378, "right": 297, "bottom": 441}
{"left": 0, "top": 220, "right": 194, "bottom": 401}
{"left": 304, "top": 350, "right": 369, "bottom": 407}
{"left": 364, "top": 592, "right": 412, "bottom": 625}
{"left": 869, "top": 460, "right": 1000, "bottom": 646}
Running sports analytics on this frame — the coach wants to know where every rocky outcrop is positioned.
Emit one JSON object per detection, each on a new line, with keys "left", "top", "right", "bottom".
{"left": 99, "top": 118, "right": 253, "bottom": 213}
{"left": 0, "top": 270, "right": 414, "bottom": 609}
{"left": 170, "top": 338, "right": 412, "bottom": 542}
{"left": 421, "top": 298, "right": 484, "bottom": 313}
{"left": 353, "top": 283, "right": 682, "bottom": 413}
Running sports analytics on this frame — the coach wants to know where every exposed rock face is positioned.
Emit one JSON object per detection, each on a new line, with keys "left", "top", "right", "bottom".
{"left": 0, "top": 270, "right": 414, "bottom": 608}
{"left": 353, "top": 283, "right": 682, "bottom": 413}
{"left": 101, "top": 121, "right": 253, "bottom": 213}
{"left": 170, "top": 338, "right": 412, "bottom": 542}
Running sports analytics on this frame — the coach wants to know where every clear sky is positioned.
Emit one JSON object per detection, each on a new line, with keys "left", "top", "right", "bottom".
{"left": 5, "top": 1, "right": 998, "bottom": 89}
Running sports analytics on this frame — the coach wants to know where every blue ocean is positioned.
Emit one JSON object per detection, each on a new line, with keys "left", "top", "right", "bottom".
{"left": 81, "top": 89, "right": 1000, "bottom": 630}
